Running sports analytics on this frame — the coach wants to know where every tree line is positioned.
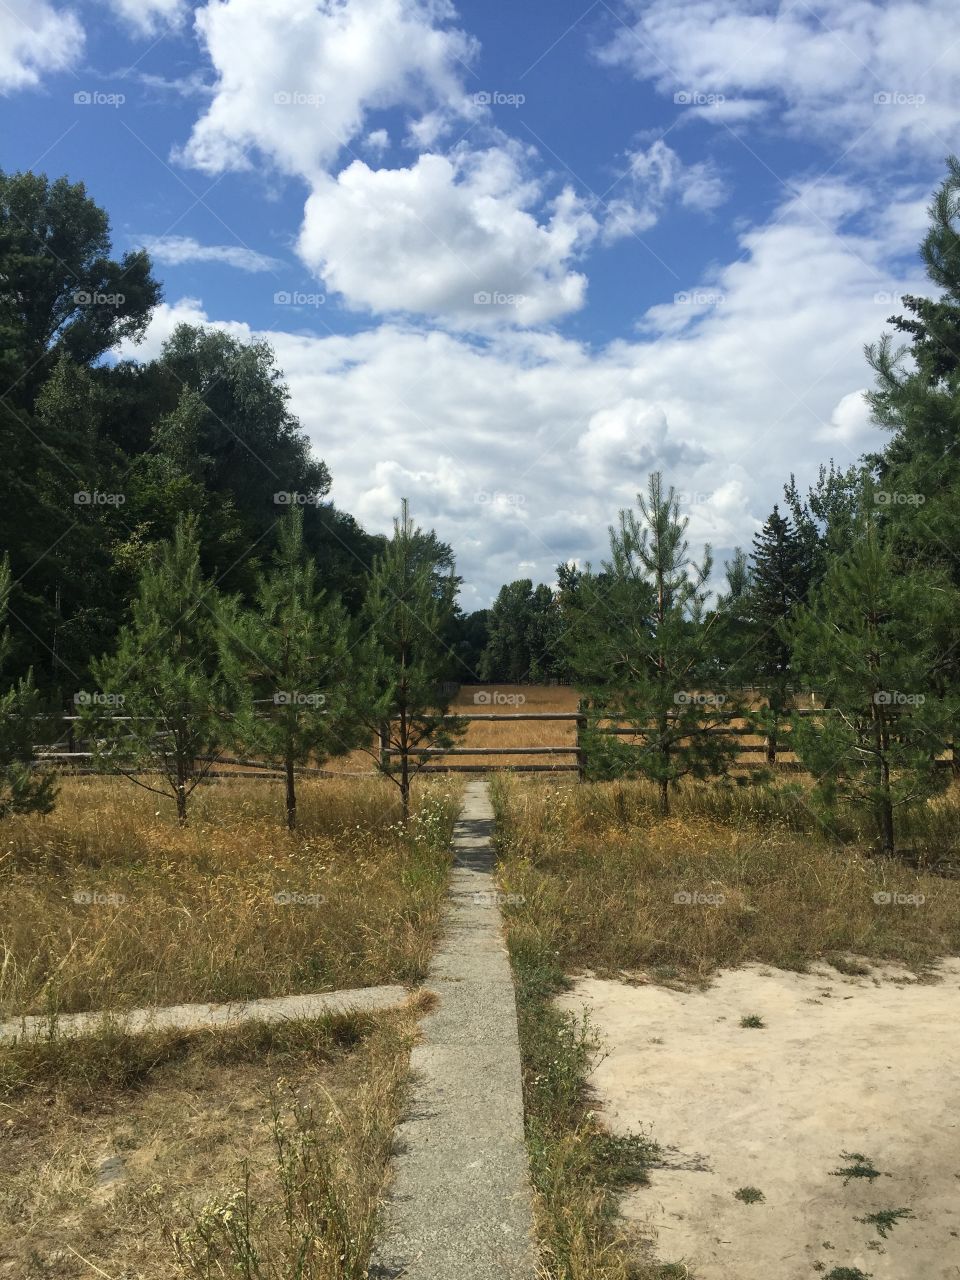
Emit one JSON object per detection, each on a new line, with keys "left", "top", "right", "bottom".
{"left": 3, "top": 159, "right": 960, "bottom": 853}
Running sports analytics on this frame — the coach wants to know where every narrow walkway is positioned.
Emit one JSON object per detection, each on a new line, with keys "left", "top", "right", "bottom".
{"left": 372, "top": 778, "right": 537, "bottom": 1280}
{"left": 0, "top": 985, "right": 407, "bottom": 1044}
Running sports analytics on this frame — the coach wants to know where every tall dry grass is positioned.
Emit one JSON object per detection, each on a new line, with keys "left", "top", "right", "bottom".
{"left": 0, "top": 775, "right": 460, "bottom": 1018}
{"left": 1, "top": 1006, "right": 420, "bottom": 1280}
{"left": 492, "top": 776, "right": 960, "bottom": 981}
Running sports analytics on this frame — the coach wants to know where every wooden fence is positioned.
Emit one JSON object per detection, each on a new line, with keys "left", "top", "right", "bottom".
{"left": 32, "top": 707, "right": 959, "bottom": 782}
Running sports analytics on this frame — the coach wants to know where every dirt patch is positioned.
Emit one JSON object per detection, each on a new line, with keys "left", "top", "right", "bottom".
{"left": 559, "top": 960, "right": 960, "bottom": 1279}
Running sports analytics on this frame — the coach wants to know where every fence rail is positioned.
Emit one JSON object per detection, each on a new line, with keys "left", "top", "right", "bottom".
{"left": 29, "top": 703, "right": 960, "bottom": 782}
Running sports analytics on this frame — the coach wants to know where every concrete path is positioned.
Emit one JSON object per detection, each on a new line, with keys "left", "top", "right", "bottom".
{"left": 371, "top": 778, "right": 538, "bottom": 1280}
{"left": 0, "top": 985, "right": 407, "bottom": 1044}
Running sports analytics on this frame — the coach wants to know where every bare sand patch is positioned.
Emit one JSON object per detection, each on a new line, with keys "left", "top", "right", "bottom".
{"left": 559, "top": 960, "right": 960, "bottom": 1279}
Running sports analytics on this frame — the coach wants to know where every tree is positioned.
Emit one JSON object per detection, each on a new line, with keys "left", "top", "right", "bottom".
{"left": 788, "top": 504, "right": 957, "bottom": 856}
{"left": 360, "top": 501, "right": 464, "bottom": 820}
{"left": 566, "top": 474, "right": 737, "bottom": 815}
{"left": 0, "top": 169, "right": 160, "bottom": 407}
{"left": 85, "top": 517, "right": 238, "bottom": 825}
{"left": 225, "top": 509, "right": 362, "bottom": 829}
{"left": 0, "top": 557, "right": 57, "bottom": 817}
{"left": 744, "top": 506, "right": 815, "bottom": 761}
{"left": 479, "top": 580, "right": 566, "bottom": 684}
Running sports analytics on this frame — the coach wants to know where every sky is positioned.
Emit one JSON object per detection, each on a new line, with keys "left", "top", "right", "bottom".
{"left": 1, "top": 0, "right": 958, "bottom": 608}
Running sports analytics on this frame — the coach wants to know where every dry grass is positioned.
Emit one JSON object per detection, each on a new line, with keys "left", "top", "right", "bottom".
{"left": 0, "top": 775, "right": 460, "bottom": 1018}
{"left": 441, "top": 684, "right": 580, "bottom": 770}
{"left": 493, "top": 775, "right": 960, "bottom": 983}
{"left": 0, "top": 1004, "right": 420, "bottom": 1280}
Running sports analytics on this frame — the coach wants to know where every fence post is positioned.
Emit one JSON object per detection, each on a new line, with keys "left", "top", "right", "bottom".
{"left": 576, "top": 700, "right": 586, "bottom": 783}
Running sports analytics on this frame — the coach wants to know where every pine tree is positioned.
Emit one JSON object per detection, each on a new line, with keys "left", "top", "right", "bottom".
{"left": 360, "top": 501, "right": 464, "bottom": 820}
{"left": 746, "top": 505, "right": 814, "bottom": 761}
{"left": 788, "top": 503, "right": 957, "bottom": 855}
{"left": 84, "top": 516, "right": 238, "bottom": 825}
{"left": 566, "top": 473, "right": 737, "bottom": 816}
{"left": 0, "top": 557, "right": 57, "bottom": 817}
{"left": 225, "top": 509, "right": 362, "bottom": 829}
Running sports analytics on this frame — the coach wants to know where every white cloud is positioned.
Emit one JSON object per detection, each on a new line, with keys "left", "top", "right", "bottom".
{"left": 602, "top": 141, "right": 727, "bottom": 246}
{"left": 599, "top": 0, "right": 960, "bottom": 157}
{"left": 0, "top": 0, "right": 82, "bottom": 92}
{"left": 118, "top": 179, "right": 930, "bottom": 605}
{"left": 365, "top": 127, "right": 391, "bottom": 153}
{"left": 105, "top": 0, "right": 189, "bottom": 35}
{"left": 297, "top": 146, "right": 597, "bottom": 325}
{"left": 138, "top": 234, "right": 284, "bottom": 272}
{"left": 180, "top": 0, "right": 478, "bottom": 180}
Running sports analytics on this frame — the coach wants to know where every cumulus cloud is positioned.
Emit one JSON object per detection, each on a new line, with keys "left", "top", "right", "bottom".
{"left": 138, "top": 234, "right": 284, "bottom": 272}
{"left": 0, "top": 0, "right": 83, "bottom": 92}
{"left": 297, "top": 146, "right": 597, "bottom": 324}
{"left": 117, "top": 177, "right": 931, "bottom": 605}
{"left": 180, "top": 0, "right": 478, "bottom": 180}
{"left": 105, "top": 0, "right": 189, "bottom": 35}
{"left": 599, "top": 0, "right": 960, "bottom": 157}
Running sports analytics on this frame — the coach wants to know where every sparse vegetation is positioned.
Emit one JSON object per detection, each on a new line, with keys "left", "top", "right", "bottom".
{"left": 831, "top": 1152, "right": 886, "bottom": 1185}
{"left": 734, "top": 1185, "right": 765, "bottom": 1203}
{"left": 739, "top": 1014, "right": 765, "bottom": 1028}
{"left": 855, "top": 1207, "right": 914, "bottom": 1237}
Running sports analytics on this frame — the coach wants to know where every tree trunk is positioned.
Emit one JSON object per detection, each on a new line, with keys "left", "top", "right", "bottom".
{"left": 175, "top": 782, "right": 187, "bottom": 827}
{"left": 878, "top": 793, "right": 895, "bottom": 857}
{"left": 399, "top": 708, "right": 410, "bottom": 823}
{"left": 766, "top": 728, "right": 777, "bottom": 766}
{"left": 658, "top": 776, "right": 669, "bottom": 818}
{"left": 285, "top": 753, "right": 297, "bottom": 831}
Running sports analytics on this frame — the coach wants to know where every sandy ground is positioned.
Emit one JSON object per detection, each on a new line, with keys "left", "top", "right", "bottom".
{"left": 560, "top": 960, "right": 960, "bottom": 1279}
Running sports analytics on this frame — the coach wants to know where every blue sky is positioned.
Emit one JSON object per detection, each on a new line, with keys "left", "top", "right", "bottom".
{"left": 2, "top": 0, "right": 957, "bottom": 605}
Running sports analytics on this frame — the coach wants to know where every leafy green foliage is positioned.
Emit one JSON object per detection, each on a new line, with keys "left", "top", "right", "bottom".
{"left": 360, "top": 502, "right": 465, "bottom": 818}
{"left": 567, "top": 473, "right": 738, "bottom": 814}
{"left": 84, "top": 517, "right": 239, "bottom": 824}
{"left": 789, "top": 498, "right": 958, "bottom": 854}
{"left": 0, "top": 557, "right": 57, "bottom": 817}
{"left": 224, "top": 509, "right": 365, "bottom": 828}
